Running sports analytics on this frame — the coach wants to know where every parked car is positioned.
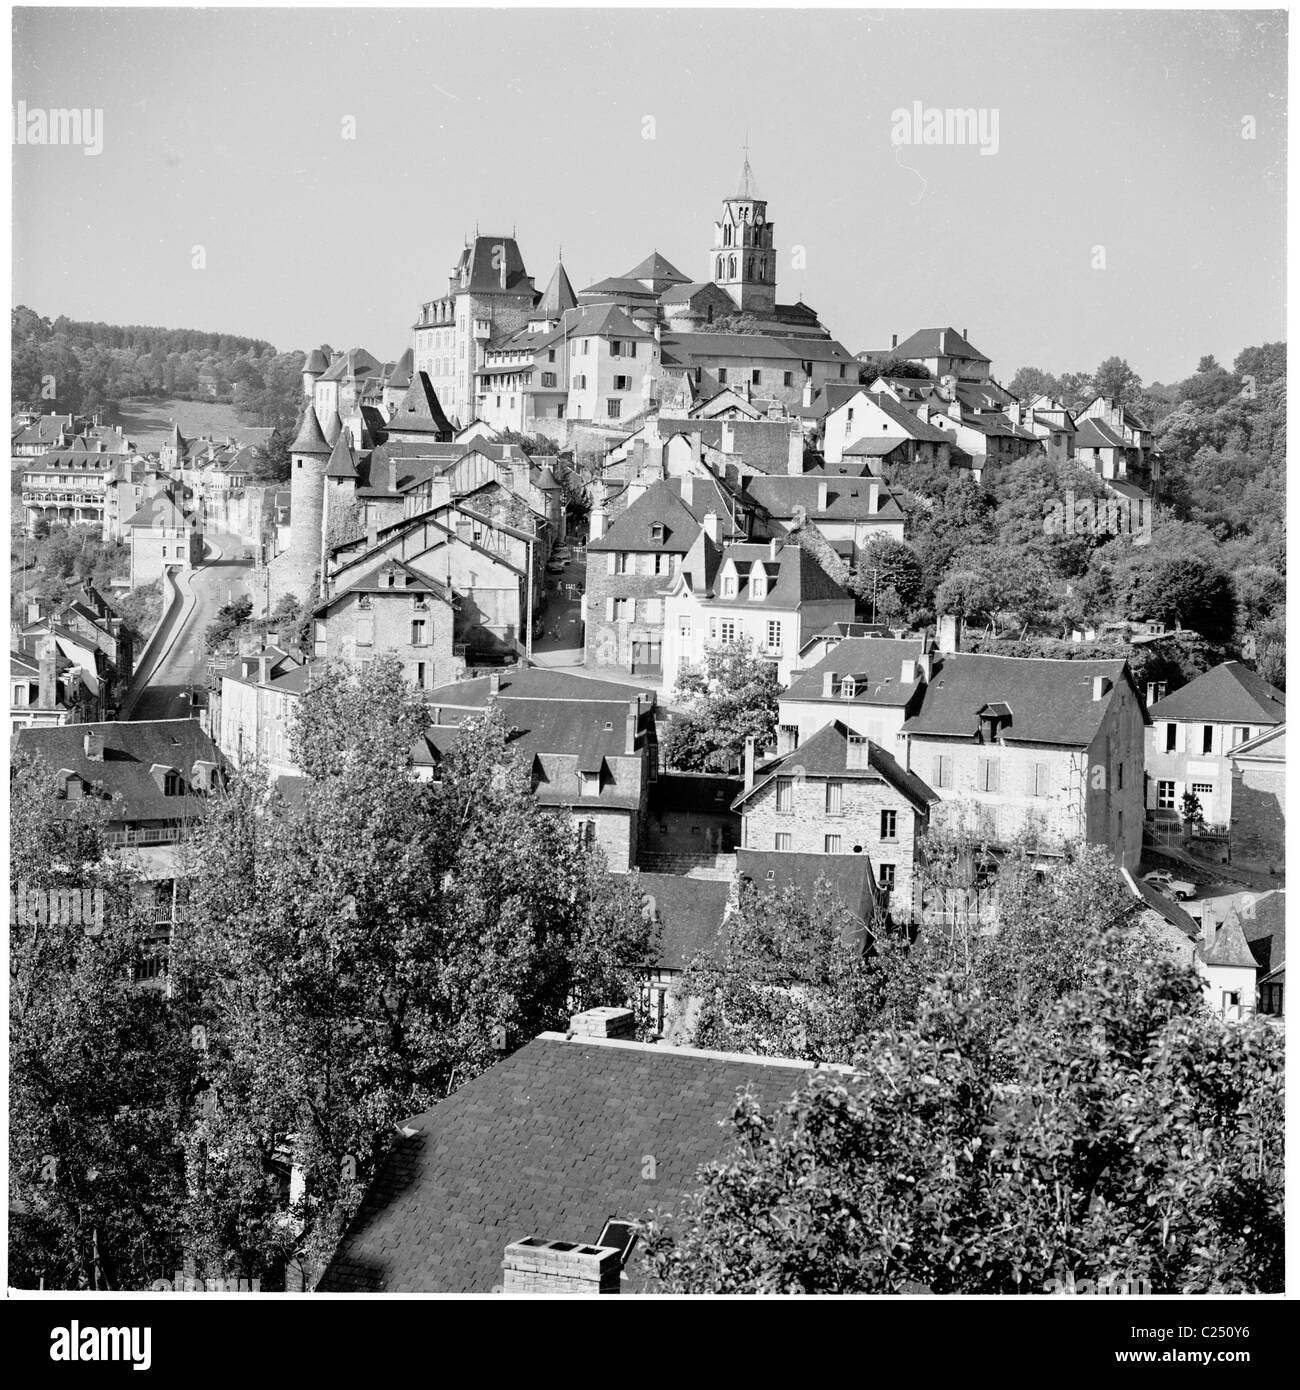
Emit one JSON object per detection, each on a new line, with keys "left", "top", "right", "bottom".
{"left": 545, "top": 558, "right": 566, "bottom": 575}
{"left": 1143, "top": 869, "right": 1196, "bottom": 900}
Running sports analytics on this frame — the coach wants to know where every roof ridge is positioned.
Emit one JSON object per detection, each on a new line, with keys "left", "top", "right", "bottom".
{"left": 534, "top": 1030, "right": 858, "bottom": 1075}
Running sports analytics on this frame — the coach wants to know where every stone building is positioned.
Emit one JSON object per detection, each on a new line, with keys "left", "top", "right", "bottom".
{"left": 732, "top": 719, "right": 938, "bottom": 917}
{"left": 1228, "top": 724, "right": 1285, "bottom": 873}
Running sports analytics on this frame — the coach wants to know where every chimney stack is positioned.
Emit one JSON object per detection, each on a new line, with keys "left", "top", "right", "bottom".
{"left": 917, "top": 651, "right": 933, "bottom": 683}
{"left": 822, "top": 670, "right": 836, "bottom": 698}
{"left": 37, "top": 636, "right": 57, "bottom": 709}
{"left": 625, "top": 702, "right": 638, "bottom": 755}
{"left": 868, "top": 477, "right": 880, "bottom": 514}
{"left": 259, "top": 652, "right": 272, "bottom": 685}
{"left": 891, "top": 333, "right": 898, "bottom": 349}
{"left": 501, "top": 1238, "right": 622, "bottom": 1296}
{"left": 743, "top": 734, "right": 758, "bottom": 792}
{"left": 83, "top": 730, "right": 104, "bottom": 761}
{"left": 569, "top": 1006, "right": 636, "bottom": 1039}
{"left": 817, "top": 480, "right": 829, "bottom": 513}
{"left": 680, "top": 474, "right": 694, "bottom": 509}
{"left": 702, "top": 510, "right": 720, "bottom": 543}
{"left": 1093, "top": 675, "right": 1112, "bottom": 702}
{"left": 489, "top": 671, "right": 501, "bottom": 696}
{"left": 801, "top": 377, "right": 813, "bottom": 409}
{"left": 768, "top": 537, "right": 778, "bottom": 561}
{"left": 900, "top": 658, "right": 917, "bottom": 684}
{"left": 937, "top": 614, "right": 960, "bottom": 655}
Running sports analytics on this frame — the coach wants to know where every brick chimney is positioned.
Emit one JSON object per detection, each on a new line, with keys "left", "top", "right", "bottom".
{"left": 569, "top": 1006, "right": 635, "bottom": 1039}
{"left": 83, "top": 730, "right": 104, "bottom": 760}
{"left": 501, "top": 1238, "right": 621, "bottom": 1296}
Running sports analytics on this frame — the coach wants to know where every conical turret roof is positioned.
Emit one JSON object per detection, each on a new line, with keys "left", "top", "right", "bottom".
{"left": 1200, "top": 910, "right": 1259, "bottom": 970}
{"left": 534, "top": 261, "right": 578, "bottom": 318}
{"left": 290, "top": 404, "right": 331, "bottom": 456}
{"left": 325, "top": 430, "right": 359, "bottom": 480}
{"left": 324, "top": 408, "right": 344, "bottom": 446}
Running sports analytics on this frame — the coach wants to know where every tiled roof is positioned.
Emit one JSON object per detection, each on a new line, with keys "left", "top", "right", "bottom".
{"left": 892, "top": 327, "right": 989, "bottom": 362}
{"left": 317, "top": 1033, "right": 816, "bottom": 1292}
{"left": 637, "top": 873, "right": 731, "bottom": 970}
{"left": 12, "top": 719, "right": 223, "bottom": 824}
{"left": 784, "top": 637, "right": 929, "bottom": 705}
{"left": 903, "top": 653, "right": 1135, "bottom": 745}
{"left": 1147, "top": 662, "right": 1285, "bottom": 726}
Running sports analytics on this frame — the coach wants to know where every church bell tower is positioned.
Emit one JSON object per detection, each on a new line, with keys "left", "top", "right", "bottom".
{"left": 710, "top": 149, "right": 777, "bottom": 316}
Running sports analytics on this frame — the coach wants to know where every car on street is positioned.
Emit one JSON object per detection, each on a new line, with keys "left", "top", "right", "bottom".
{"left": 1143, "top": 869, "right": 1196, "bottom": 900}
{"left": 545, "top": 559, "right": 566, "bottom": 575}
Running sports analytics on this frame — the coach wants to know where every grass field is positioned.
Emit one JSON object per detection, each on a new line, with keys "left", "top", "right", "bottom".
{"left": 111, "top": 398, "right": 271, "bottom": 452}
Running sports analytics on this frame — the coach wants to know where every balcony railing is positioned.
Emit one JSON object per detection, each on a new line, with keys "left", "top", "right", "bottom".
{"left": 104, "top": 825, "right": 184, "bottom": 847}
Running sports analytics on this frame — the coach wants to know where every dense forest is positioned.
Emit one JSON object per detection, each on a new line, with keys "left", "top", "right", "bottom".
{"left": 10, "top": 306, "right": 305, "bottom": 430}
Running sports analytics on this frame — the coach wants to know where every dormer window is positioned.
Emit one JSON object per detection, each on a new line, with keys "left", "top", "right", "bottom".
{"left": 722, "top": 575, "right": 736, "bottom": 598}
{"left": 841, "top": 677, "right": 856, "bottom": 699}
{"left": 580, "top": 769, "right": 601, "bottom": 796}
{"left": 751, "top": 573, "right": 766, "bottom": 600}
{"left": 163, "top": 770, "right": 182, "bottom": 796}
{"left": 650, "top": 522, "right": 664, "bottom": 544}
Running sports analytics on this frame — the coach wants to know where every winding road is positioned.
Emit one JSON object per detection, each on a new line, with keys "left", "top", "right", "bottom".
{"left": 130, "top": 532, "right": 252, "bottom": 721}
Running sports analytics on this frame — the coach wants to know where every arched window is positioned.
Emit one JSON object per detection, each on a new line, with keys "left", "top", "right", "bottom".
{"left": 716, "top": 257, "right": 724, "bottom": 279}
{"left": 729, "top": 256, "right": 737, "bottom": 279}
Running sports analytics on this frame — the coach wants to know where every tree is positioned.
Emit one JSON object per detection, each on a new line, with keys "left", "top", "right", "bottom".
{"left": 661, "top": 640, "right": 780, "bottom": 772}
{"left": 849, "top": 536, "right": 924, "bottom": 613}
{"left": 1139, "top": 555, "right": 1236, "bottom": 644}
{"left": 1233, "top": 342, "right": 1286, "bottom": 387}
{"left": 857, "top": 355, "right": 931, "bottom": 384}
{"left": 175, "top": 660, "right": 658, "bottom": 1285}
{"left": 1092, "top": 356, "right": 1142, "bottom": 402}
{"left": 641, "top": 954, "right": 1282, "bottom": 1294}
{"left": 9, "top": 752, "right": 200, "bottom": 1289}
{"left": 1180, "top": 789, "right": 1205, "bottom": 831}
{"left": 680, "top": 878, "right": 893, "bottom": 1064}
{"left": 1007, "top": 366, "right": 1060, "bottom": 402}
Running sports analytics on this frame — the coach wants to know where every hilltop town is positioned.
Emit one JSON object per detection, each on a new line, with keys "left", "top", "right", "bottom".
{"left": 10, "top": 155, "right": 1284, "bottom": 1298}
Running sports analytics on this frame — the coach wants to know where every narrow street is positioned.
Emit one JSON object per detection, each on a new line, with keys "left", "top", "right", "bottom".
{"left": 131, "top": 532, "right": 252, "bottom": 721}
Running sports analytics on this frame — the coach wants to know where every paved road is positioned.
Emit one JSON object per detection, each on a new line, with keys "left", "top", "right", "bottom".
{"left": 530, "top": 553, "right": 586, "bottom": 665}
{"left": 132, "top": 533, "right": 252, "bottom": 721}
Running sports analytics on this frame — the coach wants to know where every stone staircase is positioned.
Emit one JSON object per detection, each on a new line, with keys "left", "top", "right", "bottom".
{"left": 635, "top": 851, "right": 737, "bottom": 881}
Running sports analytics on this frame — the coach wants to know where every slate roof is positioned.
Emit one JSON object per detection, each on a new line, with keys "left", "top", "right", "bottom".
{"left": 588, "top": 480, "right": 708, "bottom": 554}
{"left": 566, "top": 302, "right": 655, "bottom": 340}
{"left": 734, "top": 721, "right": 938, "bottom": 813}
{"left": 125, "top": 493, "right": 195, "bottom": 528}
{"left": 317, "top": 1033, "right": 818, "bottom": 1292}
{"left": 12, "top": 719, "right": 224, "bottom": 824}
{"left": 325, "top": 432, "right": 359, "bottom": 480}
{"left": 1199, "top": 911, "right": 1258, "bottom": 969}
{"left": 452, "top": 236, "right": 533, "bottom": 295}
{"left": 318, "top": 347, "right": 383, "bottom": 384}
{"left": 740, "top": 475, "right": 905, "bottom": 523}
{"left": 386, "top": 372, "right": 454, "bottom": 437}
{"left": 658, "top": 280, "right": 729, "bottom": 306}
{"left": 533, "top": 261, "right": 578, "bottom": 318}
{"left": 290, "top": 404, "right": 331, "bottom": 456}
{"left": 861, "top": 392, "right": 953, "bottom": 442}
{"left": 702, "top": 542, "right": 849, "bottom": 609}
{"left": 1147, "top": 662, "right": 1285, "bottom": 726}
{"left": 1075, "top": 418, "right": 1130, "bottom": 450}
{"left": 902, "top": 654, "right": 1136, "bottom": 746}
{"left": 892, "top": 327, "right": 989, "bottom": 363}
{"left": 623, "top": 249, "right": 690, "bottom": 285}
{"left": 637, "top": 873, "right": 731, "bottom": 971}
{"left": 579, "top": 276, "right": 660, "bottom": 299}
{"left": 304, "top": 348, "right": 330, "bottom": 374}
{"left": 312, "top": 558, "right": 455, "bottom": 615}
{"left": 784, "top": 637, "right": 930, "bottom": 705}
{"left": 735, "top": 849, "right": 877, "bottom": 931}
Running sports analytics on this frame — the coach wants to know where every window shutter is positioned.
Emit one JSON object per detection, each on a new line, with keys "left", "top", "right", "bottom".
{"left": 605, "top": 597, "right": 615, "bottom": 621}
{"left": 988, "top": 760, "right": 1000, "bottom": 793}
{"left": 607, "top": 551, "right": 616, "bottom": 574}
{"left": 626, "top": 598, "right": 635, "bottom": 622}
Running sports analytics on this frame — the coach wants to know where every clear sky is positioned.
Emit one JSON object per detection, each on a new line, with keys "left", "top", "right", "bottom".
{"left": 11, "top": 6, "right": 1287, "bottom": 384}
